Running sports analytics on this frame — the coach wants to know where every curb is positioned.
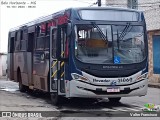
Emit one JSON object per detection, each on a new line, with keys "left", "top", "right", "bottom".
{"left": 148, "top": 83, "right": 160, "bottom": 89}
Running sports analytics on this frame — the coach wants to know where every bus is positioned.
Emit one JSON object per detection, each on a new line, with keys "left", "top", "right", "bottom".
{"left": 7, "top": 7, "right": 148, "bottom": 105}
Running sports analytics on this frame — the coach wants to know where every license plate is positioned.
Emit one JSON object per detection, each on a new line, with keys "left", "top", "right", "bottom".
{"left": 107, "top": 87, "right": 120, "bottom": 92}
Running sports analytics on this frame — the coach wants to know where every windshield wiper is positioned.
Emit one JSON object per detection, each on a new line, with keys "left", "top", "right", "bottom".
{"left": 91, "top": 22, "right": 108, "bottom": 43}
{"left": 118, "top": 22, "right": 131, "bottom": 40}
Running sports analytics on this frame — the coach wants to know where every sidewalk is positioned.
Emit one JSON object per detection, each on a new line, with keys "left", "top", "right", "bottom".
{"left": 0, "top": 76, "right": 7, "bottom": 80}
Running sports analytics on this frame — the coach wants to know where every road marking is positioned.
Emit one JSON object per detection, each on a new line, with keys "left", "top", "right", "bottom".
{"left": 114, "top": 108, "right": 128, "bottom": 111}
{"left": 104, "top": 107, "right": 142, "bottom": 112}
{"left": 131, "top": 104, "right": 146, "bottom": 110}
{"left": 101, "top": 108, "right": 117, "bottom": 111}
{"left": 122, "top": 107, "right": 140, "bottom": 111}
{"left": 102, "top": 107, "right": 142, "bottom": 112}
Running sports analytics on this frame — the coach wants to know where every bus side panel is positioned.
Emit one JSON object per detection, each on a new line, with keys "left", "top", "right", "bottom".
{"left": 33, "top": 75, "right": 48, "bottom": 92}
{"left": 33, "top": 51, "right": 49, "bottom": 91}
{"left": 13, "top": 53, "right": 18, "bottom": 82}
{"left": 7, "top": 53, "right": 14, "bottom": 80}
{"left": 27, "top": 52, "right": 33, "bottom": 86}
{"left": 14, "top": 52, "right": 29, "bottom": 86}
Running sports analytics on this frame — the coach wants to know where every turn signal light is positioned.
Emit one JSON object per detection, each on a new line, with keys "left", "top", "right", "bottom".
{"left": 136, "top": 73, "right": 148, "bottom": 81}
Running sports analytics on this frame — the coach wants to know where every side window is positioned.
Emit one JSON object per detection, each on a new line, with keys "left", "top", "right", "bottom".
{"left": 45, "top": 35, "right": 50, "bottom": 50}
{"left": 36, "top": 24, "right": 45, "bottom": 50}
{"left": 46, "top": 21, "right": 54, "bottom": 35}
{"left": 20, "top": 30, "right": 27, "bottom": 51}
{"left": 46, "top": 23, "right": 49, "bottom": 35}
{"left": 45, "top": 22, "right": 51, "bottom": 50}
{"left": 9, "top": 36, "right": 15, "bottom": 53}
{"left": 52, "top": 29, "right": 57, "bottom": 57}
{"left": 61, "top": 27, "right": 67, "bottom": 57}
{"left": 55, "top": 26, "right": 67, "bottom": 59}
{"left": 20, "top": 30, "right": 23, "bottom": 40}
{"left": 36, "top": 37, "right": 45, "bottom": 50}
{"left": 36, "top": 23, "right": 51, "bottom": 50}
{"left": 28, "top": 32, "right": 35, "bottom": 52}
{"left": 15, "top": 31, "right": 20, "bottom": 51}
{"left": 36, "top": 25, "right": 40, "bottom": 37}
{"left": 40, "top": 24, "right": 46, "bottom": 36}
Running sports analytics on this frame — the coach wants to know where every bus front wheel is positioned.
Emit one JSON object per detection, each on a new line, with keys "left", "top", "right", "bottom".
{"left": 108, "top": 97, "right": 121, "bottom": 103}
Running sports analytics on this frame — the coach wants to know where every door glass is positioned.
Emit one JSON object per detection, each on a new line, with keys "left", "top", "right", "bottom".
{"left": 52, "top": 29, "right": 57, "bottom": 58}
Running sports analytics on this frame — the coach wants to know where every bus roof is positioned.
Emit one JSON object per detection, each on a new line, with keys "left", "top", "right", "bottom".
{"left": 9, "top": 7, "right": 142, "bottom": 32}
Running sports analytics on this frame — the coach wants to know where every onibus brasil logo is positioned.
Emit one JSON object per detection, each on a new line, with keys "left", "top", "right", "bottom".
{"left": 142, "top": 103, "right": 160, "bottom": 112}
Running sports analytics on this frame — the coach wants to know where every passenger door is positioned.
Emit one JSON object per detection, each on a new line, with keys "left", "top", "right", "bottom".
{"left": 49, "top": 27, "right": 58, "bottom": 92}
{"left": 50, "top": 25, "right": 67, "bottom": 94}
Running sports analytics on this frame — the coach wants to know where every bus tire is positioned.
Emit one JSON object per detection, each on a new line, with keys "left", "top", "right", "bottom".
{"left": 17, "top": 71, "right": 26, "bottom": 92}
{"left": 108, "top": 97, "right": 121, "bottom": 103}
{"left": 50, "top": 93, "right": 63, "bottom": 105}
{"left": 47, "top": 72, "right": 50, "bottom": 92}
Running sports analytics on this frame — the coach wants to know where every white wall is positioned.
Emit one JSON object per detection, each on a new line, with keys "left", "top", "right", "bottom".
{"left": 0, "top": 54, "right": 7, "bottom": 76}
{"left": 0, "top": 56, "right": 2, "bottom": 76}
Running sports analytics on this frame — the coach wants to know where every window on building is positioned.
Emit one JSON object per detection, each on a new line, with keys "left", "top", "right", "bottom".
{"left": 127, "top": 0, "right": 138, "bottom": 9}
{"left": 153, "top": 35, "right": 160, "bottom": 74}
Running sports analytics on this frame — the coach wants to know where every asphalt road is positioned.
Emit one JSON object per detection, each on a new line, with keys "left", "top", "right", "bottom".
{"left": 0, "top": 78, "right": 160, "bottom": 120}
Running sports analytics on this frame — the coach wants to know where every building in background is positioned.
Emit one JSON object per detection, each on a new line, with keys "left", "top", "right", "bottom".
{"left": 106, "top": 0, "right": 160, "bottom": 83}
{"left": 0, "top": 53, "right": 7, "bottom": 76}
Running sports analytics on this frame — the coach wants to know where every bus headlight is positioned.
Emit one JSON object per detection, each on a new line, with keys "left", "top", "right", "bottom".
{"left": 71, "top": 73, "right": 89, "bottom": 81}
{"left": 136, "top": 73, "right": 148, "bottom": 81}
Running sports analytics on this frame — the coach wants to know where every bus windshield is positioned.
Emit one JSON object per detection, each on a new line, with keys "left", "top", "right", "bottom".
{"left": 75, "top": 24, "right": 145, "bottom": 64}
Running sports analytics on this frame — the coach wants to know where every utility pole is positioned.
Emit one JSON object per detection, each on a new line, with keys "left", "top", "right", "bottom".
{"left": 98, "top": 0, "right": 101, "bottom": 7}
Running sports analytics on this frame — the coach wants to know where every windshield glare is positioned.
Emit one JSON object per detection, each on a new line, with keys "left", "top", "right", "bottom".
{"left": 75, "top": 24, "right": 145, "bottom": 64}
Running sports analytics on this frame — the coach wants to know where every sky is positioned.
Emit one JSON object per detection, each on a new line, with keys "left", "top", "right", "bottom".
{"left": 0, "top": 0, "right": 106, "bottom": 53}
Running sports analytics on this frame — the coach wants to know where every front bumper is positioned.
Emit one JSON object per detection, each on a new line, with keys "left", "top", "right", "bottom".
{"left": 67, "top": 79, "right": 148, "bottom": 98}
